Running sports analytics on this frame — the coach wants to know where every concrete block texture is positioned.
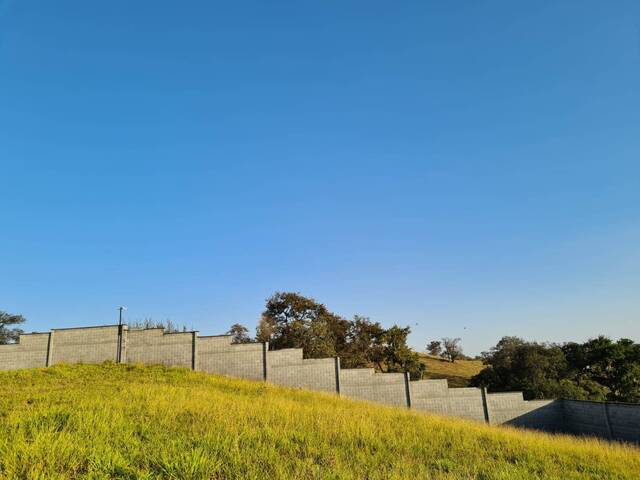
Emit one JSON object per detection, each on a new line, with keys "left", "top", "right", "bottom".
{"left": 268, "top": 348, "right": 304, "bottom": 366}
{"left": 486, "top": 393, "right": 564, "bottom": 432}
{"left": 0, "top": 333, "right": 50, "bottom": 371}
{"left": 340, "top": 369, "right": 408, "bottom": 407}
{"left": 411, "top": 380, "right": 452, "bottom": 415}
{"left": 563, "top": 400, "right": 640, "bottom": 443}
{"left": 269, "top": 358, "right": 337, "bottom": 393}
{"left": 126, "top": 329, "right": 194, "bottom": 368}
{"left": 446, "top": 388, "right": 486, "bottom": 422}
{"left": 51, "top": 326, "right": 120, "bottom": 365}
{"left": 198, "top": 337, "right": 264, "bottom": 381}
{"left": 606, "top": 403, "right": 640, "bottom": 443}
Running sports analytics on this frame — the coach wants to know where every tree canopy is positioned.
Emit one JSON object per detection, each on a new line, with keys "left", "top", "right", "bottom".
{"left": 254, "top": 292, "right": 425, "bottom": 379}
{"left": 470, "top": 336, "right": 640, "bottom": 402}
{"left": 227, "top": 323, "right": 252, "bottom": 344}
{"left": 0, "top": 310, "right": 26, "bottom": 345}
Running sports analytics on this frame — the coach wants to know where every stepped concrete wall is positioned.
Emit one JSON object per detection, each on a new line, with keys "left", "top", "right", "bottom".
{"left": 1, "top": 323, "right": 638, "bottom": 443}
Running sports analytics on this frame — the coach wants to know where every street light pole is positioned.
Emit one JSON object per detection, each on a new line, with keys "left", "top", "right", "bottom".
{"left": 117, "top": 306, "right": 127, "bottom": 363}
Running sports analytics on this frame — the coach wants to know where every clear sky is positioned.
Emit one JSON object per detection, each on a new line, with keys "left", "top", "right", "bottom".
{"left": 1, "top": 1, "right": 639, "bottom": 355}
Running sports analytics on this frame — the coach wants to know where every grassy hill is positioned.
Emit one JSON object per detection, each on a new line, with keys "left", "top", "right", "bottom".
{"left": 420, "top": 354, "right": 485, "bottom": 387}
{"left": 0, "top": 364, "right": 638, "bottom": 479}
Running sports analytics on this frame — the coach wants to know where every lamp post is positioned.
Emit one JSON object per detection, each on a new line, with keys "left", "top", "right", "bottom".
{"left": 117, "top": 306, "right": 127, "bottom": 363}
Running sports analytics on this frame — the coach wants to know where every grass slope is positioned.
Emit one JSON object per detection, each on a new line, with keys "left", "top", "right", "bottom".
{"left": 420, "top": 354, "right": 485, "bottom": 387}
{"left": 0, "top": 364, "right": 638, "bottom": 479}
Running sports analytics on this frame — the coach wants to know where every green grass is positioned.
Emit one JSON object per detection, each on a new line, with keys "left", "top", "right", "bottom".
{"left": 0, "top": 364, "right": 638, "bottom": 479}
{"left": 420, "top": 354, "right": 485, "bottom": 387}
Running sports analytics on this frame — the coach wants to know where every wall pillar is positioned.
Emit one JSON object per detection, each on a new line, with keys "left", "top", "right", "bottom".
{"left": 45, "top": 331, "right": 54, "bottom": 367}
{"left": 262, "top": 342, "right": 268, "bottom": 381}
{"left": 116, "top": 325, "right": 124, "bottom": 363}
{"left": 404, "top": 371, "right": 412, "bottom": 408}
{"left": 334, "top": 357, "right": 341, "bottom": 395}
{"left": 481, "top": 387, "right": 491, "bottom": 424}
{"left": 191, "top": 332, "right": 198, "bottom": 371}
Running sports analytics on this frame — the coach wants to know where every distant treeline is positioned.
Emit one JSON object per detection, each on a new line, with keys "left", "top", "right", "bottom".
{"left": 470, "top": 336, "right": 640, "bottom": 403}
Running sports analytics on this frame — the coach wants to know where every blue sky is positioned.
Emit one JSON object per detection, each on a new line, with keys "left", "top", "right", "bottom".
{"left": 1, "top": 1, "right": 639, "bottom": 354}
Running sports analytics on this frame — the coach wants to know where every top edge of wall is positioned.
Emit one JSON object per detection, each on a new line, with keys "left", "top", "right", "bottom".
{"left": 51, "top": 324, "right": 121, "bottom": 331}
{"left": 562, "top": 398, "right": 640, "bottom": 406}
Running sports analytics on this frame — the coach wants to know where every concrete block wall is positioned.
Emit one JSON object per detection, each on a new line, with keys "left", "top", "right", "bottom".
{"left": 269, "top": 349, "right": 337, "bottom": 393}
{"left": 0, "top": 332, "right": 50, "bottom": 370}
{"left": 446, "top": 387, "right": 486, "bottom": 422}
{"left": 606, "top": 403, "right": 640, "bottom": 443}
{"left": 411, "top": 380, "right": 498, "bottom": 423}
{"left": 126, "top": 329, "right": 194, "bottom": 369}
{"left": 50, "top": 326, "right": 120, "bottom": 365}
{"left": 486, "top": 393, "right": 563, "bottom": 432}
{"left": 198, "top": 335, "right": 264, "bottom": 381}
{"left": 562, "top": 400, "right": 640, "bottom": 443}
{"left": 1, "top": 323, "right": 639, "bottom": 443}
{"left": 341, "top": 369, "right": 408, "bottom": 407}
{"left": 411, "top": 379, "right": 451, "bottom": 415}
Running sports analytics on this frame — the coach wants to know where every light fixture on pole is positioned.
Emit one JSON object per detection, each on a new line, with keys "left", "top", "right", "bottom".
{"left": 118, "top": 306, "right": 127, "bottom": 326}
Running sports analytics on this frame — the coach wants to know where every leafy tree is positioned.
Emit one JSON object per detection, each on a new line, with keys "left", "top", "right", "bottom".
{"left": 0, "top": 310, "right": 25, "bottom": 344}
{"left": 471, "top": 336, "right": 640, "bottom": 402}
{"left": 259, "top": 292, "right": 425, "bottom": 379}
{"left": 382, "top": 326, "right": 425, "bottom": 380}
{"left": 427, "top": 340, "right": 442, "bottom": 357}
{"left": 227, "top": 323, "right": 252, "bottom": 344}
{"left": 255, "top": 314, "right": 275, "bottom": 344}
{"left": 470, "top": 337, "right": 571, "bottom": 399}
{"left": 341, "top": 316, "right": 386, "bottom": 369}
{"left": 562, "top": 336, "right": 640, "bottom": 402}
{"left": 261, "top": 292, "right": 349, "bottom": 358}
{"left": 442, "top": 337, "right": 462, "bottom": 363}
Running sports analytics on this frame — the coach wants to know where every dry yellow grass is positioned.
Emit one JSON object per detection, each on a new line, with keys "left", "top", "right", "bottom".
{"left": 420, "top": 354, "right": 485, "bottom": 387}
{"left": 0, "top": 363, "right": 638, "bottom": 479}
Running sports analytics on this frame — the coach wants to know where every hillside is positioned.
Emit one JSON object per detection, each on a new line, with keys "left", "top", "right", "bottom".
{"left": 420, "top": 354, "right": 485, "bottom": 387}
{"left": 0, "top": 364, "right": 638, "bottom": 479}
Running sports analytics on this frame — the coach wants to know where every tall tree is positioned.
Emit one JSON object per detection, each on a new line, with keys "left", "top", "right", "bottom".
{"left": 255, "top": 314, "right": 275, "bottom": 344}
{"left": 382, "top": 325, "right": 425, "bottom": 380}
{"left": 0, "top": 310, "right": 26, "bottom": 345}
{"left": 442, "top": 337, "right": 463, "bottom": 363}
{"left": 341, "top": 315, "right": 386, "bottom": 369}
{"left": 260, "top": 292, "right": 425, "bottom": 379}
{"left": 227, "top": 323, "right": 252, "bottom": 344}
{"left": 427, "top": 340, "right": 442, "bottom": 357}
{"left": 261, "top": 292, "right": 349, "bottom": 358}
